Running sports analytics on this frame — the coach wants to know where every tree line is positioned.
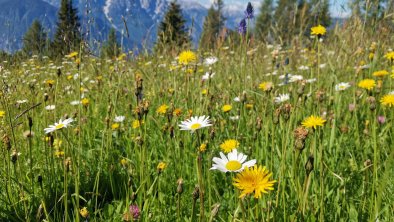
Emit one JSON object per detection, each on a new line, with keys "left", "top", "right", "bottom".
{"left": 2, "top": 0, "right": 393, "bottom": 61}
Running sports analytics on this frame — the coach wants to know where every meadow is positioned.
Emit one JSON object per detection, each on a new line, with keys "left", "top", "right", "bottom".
{"left": 1, "top": 21, "right": 394, "bottom": 221}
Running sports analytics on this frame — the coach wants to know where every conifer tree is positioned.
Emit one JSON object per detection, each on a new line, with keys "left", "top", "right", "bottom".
{"left": 101, "top": 28, "right": 120, "bottom": 59}
{"left": 156, "top": 0, "right": 189, "bottom": 51}
{"left": 255, "top": 0, "right": 274, "bottom": 41}
{"left": 22, "top": 20, "right": 47, "bottom": 57}
{"left": 199, "top": 0, "right": 225, "bottom": 49}
{"left": 51, "top": 0, "right": 81, "bottom": 57}
{"left": 309, "top": 0, "right": 331, "bottom": 28}
{"left": 273, "top": 0, "right": 297, "bottom": 43}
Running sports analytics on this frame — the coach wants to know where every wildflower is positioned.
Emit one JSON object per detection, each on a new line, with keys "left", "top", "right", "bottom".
{"left": 111, "top": 123, "right": 120, "bottom": 130}
{"left": 45, "top": 105, "right": 56, "bottom": 110}
{"left": 220, "top": 139, "right": 240, "bottom": 153}
{"left": 120, "top": 158, "right": 128, "bottom": 167}
{"left": 178, "top": 116, "right": 212, "bottom": 133}
{"left": 157, "top": 162, "right": 167, "bottom": 173}
{"left": 202, "top": 72, "right": 215, "bottom": 80}
{"left": 81, "top": 98, "right": 89, "bottom": 106}
{"left": 16, "top": 99, "right": 28, "bottom": 104}
{"left": 132, "top": 120, "right": 143, "bottom": 129}
{"left": 44, "top": 118, "right": 73, "bottom": 134}
{"left": 211, "top": 149, "right": 256, "bottom": 173}
{"left": 335, "top": 82, "right": 351, "bottom": 91}
{"left": 238, "top": 19, "right": 247, "bottom": 35}
{"left": 156, "top": 104, "right": 168, "bottom": 115}
{"left": 380, "top": 94, "right": 394, "bottom": 107}
{"left": 45, "top": 79, "right": 55, "bottom": 87}
{"left": 358, "top": 79, "right": 376, "bottom": 90}
{"left": 233, "top": 165, "right": 276, "bottom": 198}
{"left": 178, "top": 50, "right": 196, "bottom": 65}
{"left": 173, "top": 108, "right": 182, "bottom": 116}
{"left": 129, "top": 204, "right": 140, "bottom": 220}
{"left": 54, "top": 150, "right": 64, "bottom": 158}
{"left": 274, "top": 94, "right": 290, "bottom": 104}
{"left": 311, "top": 25, "right": 326, "bottom": 37}
{"left": 222, "top": 104, "right": 232, "bottom": 112}
{"left": 53, "top": 139, "right": 62, "bottom": 149}
{"left": 204, "top": 56, "right": 218, "bottom": 66}
{"left": 114, "top": 116, "right": 125, "bottom": 123}
{"left": 70, "top": 100, "right": 80, "bottom": 105}
{"left": 384, "top": 51, "right": 394, "bottom": 61}
{"left": 199, "top": 143, "right": 207, "bottom": 152}
{"left": 79, "top": 207, "right": 89, "bottom": 218}
{"left": 301, "top": 115, "right": 326, "bottom": 129}
{"left": 372, "top": 70, "right": 389, "bottom": 77}
{"left": 0, "top": 110, "right": 5, "bottom": 118}
{"left": 259, "top": 81, "right": 273, "bottom": 91}
{"left": 66, "top": 51, "right": 78, "bottom": 58}
{"left": 377, "top": 116, "right": 386, "bottom": 124}
{"left": 244, "top": 2, "right": 254, "bottom": 19}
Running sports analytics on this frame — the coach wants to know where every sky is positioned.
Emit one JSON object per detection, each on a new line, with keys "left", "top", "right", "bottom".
{"left": 198, "top": 0, "right": 351, "bottom": 18}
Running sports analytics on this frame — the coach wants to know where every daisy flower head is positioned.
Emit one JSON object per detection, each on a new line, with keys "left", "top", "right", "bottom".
{"left": 211, "top": 149, "right": 256, "bottom": 173}
{"left": 301, "top": 115, "right": 326, "bottom": 129}
{"left": 220, "top": 139, "right": 240, "bottom": 153}
{"left": 44, "top": 118, "right": 73, "bottom": 134}
{"left": 179, "top": 115, "right": 212, "bottom": 133}
{"left": 204, "top": 56, "right": 218, "bottom": 66}
{"left": 114, "top": 116, "right": 125, "bottom": 122}
{"left": 380, "top": 94, "right": 394, "bottom": 107}
{"left": 274, "top": 93, "right": 290, "bottom": 104}
{"left": 335, "top": 82, "right": 351, "bottom": 91}
{"left": 358, "top": 79, "right": 376, "bottom": 90}
{"left": 178, "top": 50, "right": 196, "bottom": 65}
{"left": 233, "top": 165, "right": 277, "bottom": 198}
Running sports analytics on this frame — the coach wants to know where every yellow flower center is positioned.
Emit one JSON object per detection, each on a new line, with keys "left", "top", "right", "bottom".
{"left": 190, "top": 123, "right": 201, "bottom": 130}
{"left": 55, "top": 123, "right": 65, "bottom": 129}
{"left": 226, "top": 160, "right": 242, "bottom": 171}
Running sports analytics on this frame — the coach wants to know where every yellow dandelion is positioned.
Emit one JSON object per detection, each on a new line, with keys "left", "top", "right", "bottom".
{"left": 156, "top": 104, "right": 169, "bottom": 115}
{"left": 53, "top": 139, "right": 62, "bottom": 149}
{"left": 245, "top": 104, "right": 254, "bottom": 109}
{"left": 310, "top": 25, "right": 326, "bottom": 36}
{"left": 45, "top": 79, "right": 55, "bottom": 86}
{"left": 358, "top": 79, "right": 376, "bottom": 90}
{"left": 178, "top": 50, "right": 196, "bottom": 65}
{"left": 380, "top": 94, "right": 394, "bottom": 107}
{"left": 301, "top": 115, "right": 326, "bottom": 129}
{"left": 0, "top": 110, "right": 5, "bottom": 118}
{"left": 259, "top": 81, "right": 273, "bottom": 91}
{"left": 233, "top": 165, "right": 277, "bottom": 198}
{"left": 132, "top": 120, "right": 143, "bottom": 129}
{"left": 111, "top": 123, "right": 120, "bottom": 130}
{"left": 199, "top": 143, "right": 207, "bottom": 153}
{"left": 384, "top": 51, "right": 394, "bottom": 61}
{"left": 220, "top": 139, "right": 239, "bottom": 153}
{"left": 66, "top": 51, "right": 78, "bottom": 58}
{"left": 67, "top": 75, "right": 73, "bottom": 80}
{"left": 368, "top": 53, "right": 374, "bottom": 60}
{"left": 120, "top": 158, "right": 128, "bottom": 167}
{"left": 157, "top": 162, "right": 167, "bottom": 173}
{"left": 81, "top": 98, "right": 90, "bottom": 106}
{"left": 201, "top": 89, "right": 208, "bottom": 95}
{"left": 54, "top": 150, "right": 64, "bottom": 158}
{"left": 222, "top": 104, "right": 232, "bottom": 112}
{"left": 372, "top": 70, "right": 389, "bottom": 77}
{"left": 173, "top": 108, "right": 182, "bottom": 116}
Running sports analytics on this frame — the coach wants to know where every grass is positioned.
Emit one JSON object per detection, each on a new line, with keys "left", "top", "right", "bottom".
{"left": 0, "top": 21, "right": 393, "bottom": 222}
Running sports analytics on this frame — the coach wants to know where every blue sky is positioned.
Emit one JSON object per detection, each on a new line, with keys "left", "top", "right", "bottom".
{"left": 198, "top": 0, "right": 351, "bottom": 18}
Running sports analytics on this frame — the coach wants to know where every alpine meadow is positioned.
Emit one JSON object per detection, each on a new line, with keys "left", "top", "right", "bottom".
{"left": 0, "top": 0, "right": 393, "bottom": 221}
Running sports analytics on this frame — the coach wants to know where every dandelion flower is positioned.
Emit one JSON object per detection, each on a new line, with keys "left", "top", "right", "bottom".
{"left": 335, "top": 82, "right": 351, "bottom": 91}
{"left": 358, "top": 79, "right": 376, "bottom": 90}
{"left": 384, "top": 51, "right": 394, "bottom": 61}
{"left": 44, "top": 118, "right": 73, "bottom": 134}
{"left": 66, "top": 51, "right": 78, "bottom": 58}
{"left": 233, "top": 165, "right": 276, "bottom": 198}
{"left": 372, "top": 70, "right": 389, "bottom": 77}
{"left": 274, "top": 94, "right": 290, "bottom": 103}
{"left": 156, "top": 104, "right": 169, "bottom": 114}
{"left": 380, "top": 94, "right": 394, "bottom": 107}
{"left": 81, "top": 98, "right": 89, "bottom": 106}
{"left": 157, "top": 162, "right": 167, "bottom": 173}
{"left": 211, "top": 149, "right": 256, "bottom": 173}
{"left": 222, "top": 104, "right": 232, "bottom": 112}
{"left": 111, "top": 123, "right": 120, "bottom": 130}
{"left": 0, "top": 110, "right": 5, "bottom": 118}
{"left": 79, "top": 207, "right": 89, "bottom": 218}
{"left": 301, "top": 115, "right": 326, "bottom": 129}
{"left": 178, "top": 50, "right": 196, "bottom": 65}
{"left": 132, "top": 120, "right": 143, "bottom": 129}
{"left": 259, "top": 81, "right": 273, "bottom": 91}
{"left": 220, "top": 139, "right": 240, "bottom": 153}
{"left": 311, "top": 25, "right": 326, "bottom": 37}
{"left": 179, "top": 116, "right": 212, "bottom": 133}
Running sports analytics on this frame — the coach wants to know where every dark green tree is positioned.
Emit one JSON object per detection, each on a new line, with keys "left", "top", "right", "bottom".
{"left": 309, "top": 0, "right": 331, "bottom": 28}
{"left": 101, "top": 28, "right": 121, "bottom": 59}
{"left": 51, "top": 0, "right": 81, "bottom": 57}
{"left": 255, "top": 0, "right": 274, "bottom": 41}
{"left": 199, "top": 0, "right": 225, "bottom": 49}
{"left": 22, "top": 20, "right": 47, "bottom": 57}
{"left": 155, "top": 0, "right": 189, "bottom": 51}
{"left": 273, "top": 0, "right": 298, "bottom": 43}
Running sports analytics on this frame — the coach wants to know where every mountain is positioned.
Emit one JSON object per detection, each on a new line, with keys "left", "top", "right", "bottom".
{"left": 0, "top": 0, "right": 247, "bottom": 53}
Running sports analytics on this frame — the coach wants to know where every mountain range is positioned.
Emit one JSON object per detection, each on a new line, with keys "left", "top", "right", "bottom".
{"left": 0, "top": 0, "right": 247, "bottom": 52}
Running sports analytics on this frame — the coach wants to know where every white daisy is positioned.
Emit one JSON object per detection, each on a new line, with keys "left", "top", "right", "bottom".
{"left": 306, "top": 78, "right": 317, "bottom": 83}
{"left": 204, "top": 56, "right": 218, "bottom": 66}
{"left": 289, "top": 75, "right": 303, "bottom": 82}
{"left": 210, "top": 149, "right": 256, "bottom": 173}
{"left": 114, "top": 115, "right": 126, "bottom": 123}
{"left": 298, "top": 65, "right": 309, "bottom": 70}
{"left": 335, "top": 82, "right": 351, "bottom": 91}
{"left": 202, "top": 72, "right": 215, "bottom": 80}
{"left": 16, "top": 99, "right": 28, "bottom": 104}
{"left": 70, "top": 100, "right": 80, "bottom": 105}
{"left": 274, "top": 93, "right": 290, "bottom": 103}
{"left": 45, "top": 105, "right": 56, "bottom": 110}
{"left": 178, "top": 115, "right": 212, "bottom": 133}
{"left": 233, "top": 97, "right": 241, "bottom": 102}
{"left": 44, "top": 118, "right": 74, "bottom": 134}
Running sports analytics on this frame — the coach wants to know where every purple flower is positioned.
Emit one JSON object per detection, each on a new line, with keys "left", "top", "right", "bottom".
{"left": 238, "top": 19, "right": 247, "bottom": 35}
{"left": 129, "top": 204, "right": 140, "bottom": 220}
{"left": 245, "top": 2, "right": 254, "bottom": 19}
{"left": 377, "top": 116, "right": 385, "bottom": 124}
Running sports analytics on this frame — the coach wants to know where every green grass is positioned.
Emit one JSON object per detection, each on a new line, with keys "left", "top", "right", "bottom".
{"left": 0, "top": 23, "right": 393, "bottom": 222}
